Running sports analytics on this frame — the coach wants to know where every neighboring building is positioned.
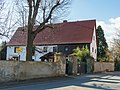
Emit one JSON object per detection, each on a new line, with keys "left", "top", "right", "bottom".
{"left": 6, "top": 20, "right": 97, "bottom": 61}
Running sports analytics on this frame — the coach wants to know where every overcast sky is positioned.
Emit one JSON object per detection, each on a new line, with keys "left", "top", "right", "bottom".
{"left": 66, "top": 0, "right": 120, "bottom": 47}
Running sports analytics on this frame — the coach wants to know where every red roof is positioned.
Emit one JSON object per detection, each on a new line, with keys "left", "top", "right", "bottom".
{"left": 8, "top": 20, "right": 96, "bottom": 46}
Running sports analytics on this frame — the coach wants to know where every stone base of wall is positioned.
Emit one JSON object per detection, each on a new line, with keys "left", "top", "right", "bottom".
{"left": 94, "top": 62, "right": 114, "bottom": 73}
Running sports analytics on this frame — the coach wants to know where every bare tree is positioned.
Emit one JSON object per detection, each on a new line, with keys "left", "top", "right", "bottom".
{"left": 0, "top": 0, "right": 18, "bottom": 40}
{"left": 15, "top": 0, "right": 28, "bottom": 28}
{"left": 0, "top": 0, "right": 7, "bottom": 37}
{"left": 16, "top": 0, "right": 71, "bottom": 61}
{"left": 111, "top": 31, "right": 120, "bottom": 62}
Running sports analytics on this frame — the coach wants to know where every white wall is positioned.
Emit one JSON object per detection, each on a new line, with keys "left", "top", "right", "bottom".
{"left": 7, "top": 46, "right": 26, "bottom": 61}
{"left": 90, "top": 27, "right": 97, "bottom": 60}
{"left": 7, "top": 45, "right": 57, "bottom": 61}
{"left": 34, "top": 45, "right": 57, "bottom": 61}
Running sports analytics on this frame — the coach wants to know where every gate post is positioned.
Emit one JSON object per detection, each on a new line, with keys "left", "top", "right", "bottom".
{"left": 69, "top": 55, "right": 78, "bottom": 75}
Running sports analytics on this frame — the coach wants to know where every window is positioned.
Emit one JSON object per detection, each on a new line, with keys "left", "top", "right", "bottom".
{"left": 92, "top": 47, "right": 94, "bottom": 52}
{"left": 43, "top": 47, "right": 47, "bottom": 52}
{"left": 95, "top": 49, "right": 96, "bottom": 53}
{"left": 14, "top": 47, "right": 23, "bottom": 53}
{"left": 14, "top": 47, "right": 19, "bottom": 53}
{"left": 53, "top": 47, "right": 57, "bottom": 52}
{"left": 65, "top": 47, "right": 68, "bottom": 51}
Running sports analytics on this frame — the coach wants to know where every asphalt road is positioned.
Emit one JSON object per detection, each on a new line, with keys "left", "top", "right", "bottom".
{"left": 1, "top": 72, "right": 120, "bottom": 90}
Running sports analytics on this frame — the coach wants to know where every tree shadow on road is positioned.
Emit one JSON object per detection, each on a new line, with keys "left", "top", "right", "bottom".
{"left": 45, "top": 72, "right": 120, "bottom": 90}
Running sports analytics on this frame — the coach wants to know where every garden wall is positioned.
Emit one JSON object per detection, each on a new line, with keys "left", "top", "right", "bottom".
{"left": 94, "top": 62, "right": 114, "bottom": 72}
{"left": 0, "top": 54, "right": 66, "bottom": 82}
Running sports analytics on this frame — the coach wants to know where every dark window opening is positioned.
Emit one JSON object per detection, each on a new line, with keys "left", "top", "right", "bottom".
{"left": 53, "top": 47, "right": 57, "bottom": 52}
{"left": 92, "top": 47, "right": 94, "bottom": 52}
{"left": 14, "top": 47, "right": 19, "bottom": 53}
{"left": 43, "top": 47, "right": 47, "bottom": 52}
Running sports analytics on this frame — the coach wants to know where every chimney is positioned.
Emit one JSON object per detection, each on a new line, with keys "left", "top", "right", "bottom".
{"left": 63, "top": 20, "right": 67, "bottom": 23}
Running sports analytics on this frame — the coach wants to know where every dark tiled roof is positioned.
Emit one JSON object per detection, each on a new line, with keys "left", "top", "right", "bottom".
{"left": 7, "top": 20, "right": 96, "bottom": 46}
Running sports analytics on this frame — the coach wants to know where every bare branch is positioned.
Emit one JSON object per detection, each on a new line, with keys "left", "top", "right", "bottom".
{"left": 31, "top": 0, "right": 41, "bottom": 25}
{"left": 0, "top": 0, "right": 19, "bottom": 39}
{"left": 34, "top": 0, "right": 61, "bottom": 35}
{"left": 27, "top": 0, "right": 33, "bottom": 24}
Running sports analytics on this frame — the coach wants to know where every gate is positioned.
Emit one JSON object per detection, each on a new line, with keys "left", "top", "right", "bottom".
{"left": 77, "top": 62, "right": 87, "bottom": 74}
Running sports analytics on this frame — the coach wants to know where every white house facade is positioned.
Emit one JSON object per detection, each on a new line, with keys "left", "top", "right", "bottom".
{"left": 90, "top": 27, "right": 97, "bottom": 60}
{"left": 7, "top": 45, "right": 57, "bottom": 61}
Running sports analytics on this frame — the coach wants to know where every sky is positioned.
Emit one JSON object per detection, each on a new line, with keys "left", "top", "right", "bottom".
{"left": 66, "top": 0, "right": 120, "bottom": 48}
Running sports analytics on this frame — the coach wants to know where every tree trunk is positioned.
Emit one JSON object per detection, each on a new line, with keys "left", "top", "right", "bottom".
{"left": 26, "top": 30, "right": 34, "bottom": 61}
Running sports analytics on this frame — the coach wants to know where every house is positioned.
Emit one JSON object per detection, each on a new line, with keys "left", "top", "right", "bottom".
{"left": 6, "top": 20, "right": 97, "bottom": 61}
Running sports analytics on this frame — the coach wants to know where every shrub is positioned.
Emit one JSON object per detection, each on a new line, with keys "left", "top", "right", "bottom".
{"left": 72, "top": 45, "right": 90, "bottom": 63}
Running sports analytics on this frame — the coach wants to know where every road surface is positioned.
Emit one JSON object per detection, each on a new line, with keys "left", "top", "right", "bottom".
{"left": 1, "top": 72, "right": 120, "bottom": 90}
